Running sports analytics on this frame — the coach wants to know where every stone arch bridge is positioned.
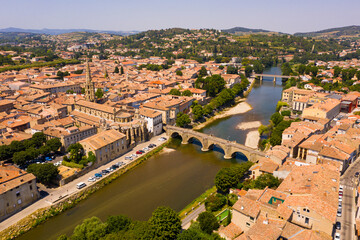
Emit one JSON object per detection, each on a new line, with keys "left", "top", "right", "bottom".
{"left": 166, "top": 126, "right": 265, "bottom": 162}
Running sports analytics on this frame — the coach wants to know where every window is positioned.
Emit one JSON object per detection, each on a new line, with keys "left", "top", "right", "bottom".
{"left": 16, "top": 191, "right": 20, "bottom": 197}
{"left": 17, "top": 199, "right": 22, "bottom": 205}
{"left": 305, "top": 217, "right": 309, "bottom": 224}
{"left": 250, "top": 216, "right": 254, "bottom": 222}
{"left": 29, "top": 185, "right": 32, "bottom": 190}
{"left": 246, "top": 222, "right": 250, "bottom": 227}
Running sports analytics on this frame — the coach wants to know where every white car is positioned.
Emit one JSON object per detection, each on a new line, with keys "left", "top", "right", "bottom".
{"left": 339, "top": 185, "right": 344, "bottom": 191}
{"left": 334, "top": 233, "right": 340, "bottom": 240}
{"left": 88, "top": 177, "right": 96, "bottom": 182}
{"left": 338, "top": 196, "right": 343, "bottom": 202}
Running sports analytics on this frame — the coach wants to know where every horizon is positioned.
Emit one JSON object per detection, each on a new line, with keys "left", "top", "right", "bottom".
{"left": 1, "top": 0, "right": 360, "bottom": 34}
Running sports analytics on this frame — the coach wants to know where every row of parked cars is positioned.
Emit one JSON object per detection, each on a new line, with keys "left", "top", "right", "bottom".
{"left": 88, "top": 161, "right": 125, "bottom": 182}
{"left": 77, "top": 140, "right": 162, "bottom": 189}
{"left": 334, "top": 185, "right": 344, "bottom": 240}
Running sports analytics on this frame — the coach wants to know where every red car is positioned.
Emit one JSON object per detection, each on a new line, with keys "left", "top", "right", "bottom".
{"left": 136, "top": 151, "right": 143, "bottom": 154}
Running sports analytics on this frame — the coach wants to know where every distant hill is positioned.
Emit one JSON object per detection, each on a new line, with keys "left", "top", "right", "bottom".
{"left": 0, "top": 27, "right": 139, "bottom": 36}
{"left": 294, "top": 25, "right": 360, "bottom": 39}
{"left": 222, "top": 27, "right": 284, "bottom": 35}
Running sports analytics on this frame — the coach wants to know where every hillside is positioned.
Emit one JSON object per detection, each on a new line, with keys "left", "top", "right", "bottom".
{"left": 222, "top": 27, "right": 283, "bottom": 35}
{"left": 294, "top": 25, "right": 360, "bottom": 39}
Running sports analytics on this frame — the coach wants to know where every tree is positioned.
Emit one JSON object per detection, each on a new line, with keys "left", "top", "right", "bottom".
{"left": 252, "top": 174, "right": 281, "bottom": 189}
{"left": 0, "top": 145, "right": 11, "bottom": 161}
{"left": 149, "top": 206, "right": 181, "bottom": 240}
{"left": 203, "top": 75, "right": 226, "bottom": 97}
{"left": 226, "top": 65, "right": 238, "bottom": 74}
{"left": 176, "top": 70, "right": 183, "bottom": 76}
{"left": 114, "top": 66, "right": 119, "bottom": 73}
{"left": 27, "top": 163, "right": 59, "bottom": 185}
{"left": 95, "top": 88, "right": 104, "bottom": 99}
{"left": 205, "top": 194, "right": 226, "bottom": 212}
{"left": 12, "top": 151, "right": 28, "bottom": 166}
{"left": 120, "top": 66, "right": 124, "bottom": 75}
{"left": 199, "top": 66, "right": 207, "bottom": 77}
{"left": 105, "top": 215, "right": 132, "bottom": 233}
{"left": 46, "top": 138, "right": 62, "bottom": 152}
{"left": 67, "top": 143, "right": 84, "bottom": 163}
{"left": 214, "top": 162, "right": 253, "bottom": 193}
{"left": 253, "top": 61, "right": 264, "bottom": 74}
{"left": 176, "top": 112, "right": 191, "bottom": 128}
{"left": 70, "top": 216, "right": 107, "bottom": 240}
{"left": 203, "top": 105, "right": 213, "bottom": 115}
{"left": 169, "top": 88, "right": 181, "bottom": 96}
{"left": 192, "top": 105, "right": 204, "bottom": 121}
{"left": 197, "top": 211, "right": 219, "bottom": 235}
{"left": 32, "top": 132, "right": 47, "bottom": 148}
{"left": 298, "top": 64, "right": 306, "bottom": 75}
{"left": 270, "top": 112, "right": 283, "bottom": 126}
{"left": 10, "top": 140, "right": 26, "bottom": 153}
{"left": 182, "top": 90, "right": 192, "bottom": 96}
{"left": 177, "top": 228, "right": 202, "bottom": 240}
{"left": 245, "top": 65, "right": 253, "bottom": 78}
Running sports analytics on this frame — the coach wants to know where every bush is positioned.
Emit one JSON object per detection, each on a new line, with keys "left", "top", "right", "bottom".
{"left": 281, "top": 110, "right": 291, "bottom": 116}
{"left": 197, "top": 212, "right": 219, "bottom": 235}
{"left": 205, "top": 194, "right": 227, "bottom": 212}
{"left": 227, "top": 194, "right": 238, "bottom": 207}
{"left": 62, "top": 161, "right": 84, "bottom": 169}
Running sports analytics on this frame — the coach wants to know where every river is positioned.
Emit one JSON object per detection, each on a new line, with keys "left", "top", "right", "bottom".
{"left": 17, "top": 67, "right": 283, "bottom": 240}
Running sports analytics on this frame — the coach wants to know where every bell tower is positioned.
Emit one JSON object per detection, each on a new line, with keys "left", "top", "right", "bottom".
{"left": 84, "top": 59, "right": 95, "bottom": 102}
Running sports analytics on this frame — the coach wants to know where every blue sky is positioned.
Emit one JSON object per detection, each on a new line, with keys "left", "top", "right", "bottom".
{"left": 1, "top": 0, "right": 359, "bottom": 33}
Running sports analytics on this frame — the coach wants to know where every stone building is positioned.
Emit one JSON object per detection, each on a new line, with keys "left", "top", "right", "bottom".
{"left": 84, "top": 60, "right": 96, "bottom": 102}
{"left": 0, "top": 164, "right": 40, "bottom": 221}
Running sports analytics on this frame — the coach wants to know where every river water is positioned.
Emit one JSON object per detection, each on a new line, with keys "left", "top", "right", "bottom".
{"left": 17, "top": 67, "right": 283, "bottom": 240}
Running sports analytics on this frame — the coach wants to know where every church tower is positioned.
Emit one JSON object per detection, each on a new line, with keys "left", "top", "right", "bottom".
{"left": 84, "top": 59, "right": 95, "bottom": 102}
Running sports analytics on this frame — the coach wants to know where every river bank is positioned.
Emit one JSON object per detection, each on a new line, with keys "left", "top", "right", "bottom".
{"left": 0, "top": 138, "right": 170, "bottom": 240}
{"left": 193, "top": 78, "right": 256, "bottom": 131}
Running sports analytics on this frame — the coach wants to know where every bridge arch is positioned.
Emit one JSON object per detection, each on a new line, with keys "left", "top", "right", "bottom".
{"left": 187, "top": 136, "right": 203, "bottom": 148}
{"left": 227, "top": 150, "right": 249, "bottom": 161}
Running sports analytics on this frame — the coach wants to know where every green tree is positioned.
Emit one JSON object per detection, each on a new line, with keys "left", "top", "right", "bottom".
{"left": 114, "top": 66, "right": 119, "bottom": 73}
{"left": 46, "top": 138, "right": 62, "bottom": 152}
{"left": 67, "top": 143, "right": 84, "bottom": 163}
{"left": 95, "top": 88, "right": 104, "bottom": 99}
{"left": 245, "top": 65, "right": 253, "bottom": 78}
{"left": 169, "top": 88, "right": 181, "bottom": 96}
{"left": 192, "top": 105, "right": 204, "bottom": 121}
{"left": 182, "top": 90, "right": 192, "bottom": 96}
{"left": 32, "top": 132, "right": 47, "bottom": 148}
{"left": 12, "top": 151, "right": 28, "bottom": 166}
{"left": 226, "top": 65, "right": 238, "bottom": 74}
{"left": 197, "top": 211, "right": 219, "bottom": 235}
{"left": 298, "top": 64, "right": 306, "bottom": 75}
{"left": 149, "top": 206, "right": 181, "bottom": 240}
{"left": 176, "top": 112, "right": 191, "bottom": 128}
{"left": 253, "top": 174, "right": 281, "bottom": 189}
{"left": 177, "top": 228, "right": 202, "bottom": 240}
{"left": 205, "top": 194, "right": 227, "bottom": 212}
{"left": 199, "top": 66, "right": 207, "bottom": 77}
{"left": 253, "top": 61, "right": 264, "bottom": 74}
{"left": 203, "top": 105, "right": 213, "bottom": 115}
{"left": 105, "top": 215, "right": 132, "bottom": 233}
{"left": 281, "top": 110, "right": 291, "bottom": 116}
{"left": 70, "top": 216, "right": 107, "bottom": 240}
{"left": 27, "top": 163, "right": 59, "bottom": 185}
{"left": 176, "top": 70, "right": 183, "bottom": 76}
{"left": 270, "top": 112, "right": 283, "bottom": 126}
{"left": 120, "top": 66, "right": 124, "bottom": 75}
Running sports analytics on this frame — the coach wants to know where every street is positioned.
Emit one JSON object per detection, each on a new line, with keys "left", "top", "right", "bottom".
{"left": 0, "top": 133, "right": 167, "bottom": 232}
{"left": 337, "top": 158, "right": 360, "bottom": 240}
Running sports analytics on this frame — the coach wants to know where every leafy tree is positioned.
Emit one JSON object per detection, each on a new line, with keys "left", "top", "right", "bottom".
{"left": 12, "top": 151, "right": 28, "bottom": 166}
{"left": 70, "top": 216, "right": 107, "bottom": 240}
{"left": 214, "top": 162, "right": 253, "bottom": 193}
{"left": 149, "top": 206, "right": 181, "bottom": 240}
{"left": 67, "top": 143, "right": 84, "bottom": 163}
{"left": 281, "top": 110, "right": 291, "bottom": 116}
{"left": 66, "top": 90, "right": 74, "bottom": 94}
{"left": 197, "top": 211, "right": 219, "bottom": 235}
{"left": 205, "top": 194, "right": 227, "bottom": 212}
{"left": 198, "top": 66, "right": 207, "bottom": 77}
{"left": 182, "top": 90, "right": 192, "bottom": 96}
{"left": 298, "top": 64, "right": 306, "bottom": 75}
{"left": 46, "top": 138, "right": 62, "bottom": 152}
{"left": 176, "top": 112, "right": 191, "bottom": 128}
{"left": 177, "top": 228, "right": 202, "bottom": 240}
{"left": 27, "top": 163, "right": 59, "bottom": 185}
{"left": 281, "top": 62, "right": 293, "bottom": 76}
{"left": 120, "top": 66, "right": 124, "bottom": 75}
{"left": 203, "top": 105, "right": 213, "bottom": 115}
{"left": 192, "top": 105, "right": 204, "bottom": 121}
{"left": 176, "top": 70, "right": 183, "bottom": 76}
{"left": 169, "top": 88, "right": 181, "bottom": 96}
{"left": 196, "top": 75, "right": 226, "bottom": 97}
{"left": 0, "top": 145, "right": 11, "bottom": 161}
{"left": 270, "top": 112, "right": 283, "bottom": 126}
{"left": 95, "top": 88, "right": 104, "bottom": 99}
{"left": 227, "top": 193, "right": 238, "bottom": 207}
{"left": 253, "top": 61, "right": 264, "bottom": 74}
{"left": 245, "top": 65, "right": 253, "bottom": 78}
{"left": 226, "top": 65, "right": 238, "bottom": 74}
{"left": 32, "top": 132, "right": 47, "bottom": 147}
{"left": 253, "top": 174, "right": 281, "bottom": 189}
{"left": 270, "top": 133, "right": 282, "bottom": 146}
{"left": 105, "top": 215, "right": 132, "bottom": 233}
{"left": 114, "top": 66, "right": 119, "bottom": 73}
{"left": 10, "top": 140, "right": 26, "bottom": 153}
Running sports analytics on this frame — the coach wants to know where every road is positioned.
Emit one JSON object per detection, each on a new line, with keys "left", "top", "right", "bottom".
{"left": 336, "top": 158, "right": 360, "bottom": 240}
{"left": 0, "top": 133, "right": 167, "bottom": 232}
{"left": 181, "top": 204, "right": 206, "bottom": 229}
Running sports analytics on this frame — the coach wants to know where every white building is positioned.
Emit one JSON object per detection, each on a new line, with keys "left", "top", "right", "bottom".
{"left": 139, "top": 108, "right": 163, "bottom": 136}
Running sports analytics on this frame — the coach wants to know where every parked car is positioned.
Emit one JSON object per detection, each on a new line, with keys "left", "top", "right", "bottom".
{"left": 111, "top": 164, "right": 118, "bottom": 169}
{"left": 337, "top": 209, "right": 342, "bottom": 217}
{"left": 355, "top": 172, "right": 360, "bottom": 177}
{"left": 106, "top": 167, "right": 113, "bottom": 172}
{"left": 334, "top": 233, "right": 340, "bottom": 240}
{"left": 76, "top": 182, "right": 86, "bottom": 189}
{"left": 143, "top": 147, "right": 149, "bottom": 151}
{"left": 94, "top": 173, "right": 102, "bottom": 179}
{"left": 136, "top": 151, "right": 143, "bottom": 154}
{"left": 159, "top": 137, "right": 167, "bottom": 141}
{"left": 125, "top": 156, "right": 132, "bottom": 160}
{"left": 101, "top": 170, "right": 109, "bottom": 175}
{"left": 339, "top": 185, "right": 344, "bottom": 191}
{"left": 339, "top": 192, "right": 343, "bottom": 197}
{"left": 338, "top": 203, "right": 342, "bottom": 209}
{"left": 339, "top": 196, "right": 343, "bottom": 202}
{"left": 88, "top": 177, "right": 96, "bottom": 182}
{"left": 336, "top": 221, "right": 341, "bottom": 230}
